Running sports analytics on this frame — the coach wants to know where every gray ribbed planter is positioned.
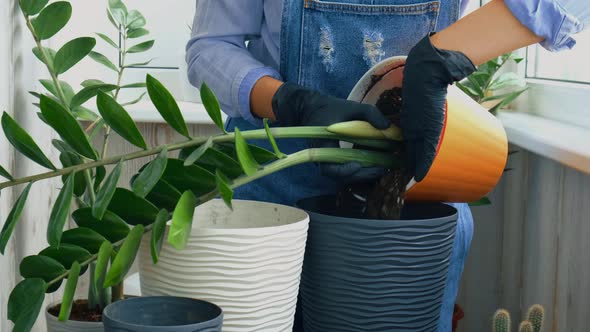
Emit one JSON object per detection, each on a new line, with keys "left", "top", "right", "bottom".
{"left": 103, "top": 296, "right": 223, "bottom": 332}
{"left": 297, "top": 196, "right": 458, "bottom": 332}
{"left": 45, "top": 303, "right": 103, "bottom": 332}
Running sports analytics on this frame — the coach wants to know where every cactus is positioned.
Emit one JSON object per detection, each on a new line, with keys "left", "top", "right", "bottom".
{"left": 526, "top": 304, "right": 545, "bottom": 332}
{"left": 493, "top": 309, "right": 512, "bottom": 332}
{"left": 519, "top": 321, "right": 534, "bottom": 332}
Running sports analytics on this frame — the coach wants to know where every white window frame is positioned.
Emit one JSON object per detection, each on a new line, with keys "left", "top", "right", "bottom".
{"left": 510, "top": 46, "right": 590, "bottom": 130}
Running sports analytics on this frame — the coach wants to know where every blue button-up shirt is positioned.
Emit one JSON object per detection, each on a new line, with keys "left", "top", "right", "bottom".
{"left": 186, "top": 0, "right": 589, "bottom": 124}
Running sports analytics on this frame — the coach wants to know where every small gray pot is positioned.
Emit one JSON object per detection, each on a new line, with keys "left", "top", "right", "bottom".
{"left": 297, "top": 196, "right": 458, "bottom": 332}
{"left": 102, "top": 296, "right": 223, "bottom": 332}
{"left": 45, "top": 302, "right": 103, "bottom": 332}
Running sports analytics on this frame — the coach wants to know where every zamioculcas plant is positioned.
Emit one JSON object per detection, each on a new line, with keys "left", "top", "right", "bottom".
{"left": 457, "top": 52, "right": 528, "bottom": 114}
{"left": 1, "top": 0, "right": 401, "bottom": 330}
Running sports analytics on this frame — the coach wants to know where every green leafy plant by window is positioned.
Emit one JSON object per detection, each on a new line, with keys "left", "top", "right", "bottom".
{"left": 1, "top": 0, "right": 402, "bottom": 329}
{"left": 457, "top": 53, "right": 528, "bottom": 114}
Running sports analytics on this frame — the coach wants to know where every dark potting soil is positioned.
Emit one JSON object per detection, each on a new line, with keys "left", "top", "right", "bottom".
{"left": 375, "top": 87, "right": 403, "bottom": 127}
{"left": 336, "top": 87, "right": 410, "bottom": 220}
{"left": 48, "top": 300, "right": 102, "bottom": 322}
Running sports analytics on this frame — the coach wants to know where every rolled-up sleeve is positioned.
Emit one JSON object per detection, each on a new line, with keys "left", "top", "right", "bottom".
{"left": 186, "top": 0, "right": 282, "bottom": 124}
{"left": 504, "top": 0, "right": 590, "bottom": 51}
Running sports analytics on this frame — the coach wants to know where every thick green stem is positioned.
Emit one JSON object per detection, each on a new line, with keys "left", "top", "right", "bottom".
{"left": 102, "top": 32, "right": 128, "bottom": 159}
{"left": 0, "top": 127, "right": 395, "bottom": 190}
{"left": 111, "top": 283, "right": 124, "bottom": 302}
{"left": 44, "top": 146, "right": 395, "bottom": 289}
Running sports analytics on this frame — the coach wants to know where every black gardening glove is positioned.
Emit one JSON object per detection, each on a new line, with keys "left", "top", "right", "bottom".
{"left": 272, "top": 82, "right": 391, "bottom": 183}
{"left": 401, "top": 34, "right": 476, "bottom": 182}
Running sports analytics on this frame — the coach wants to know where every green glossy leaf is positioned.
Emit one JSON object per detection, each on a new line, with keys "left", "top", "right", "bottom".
{"left": 133, "top": 148, "right": 168, "bottom": 197}
{"left": 96, "top": 32, "right": 119, "bottom": 48}
{"left": 217, "top": 142, "right": 277, "bottom": 164}
{"left": 108, "top": 0, "right": 127, "bottom": 25}
{"left": 126, "top": 10, "right": 146, "bottom": 30}
{"left": 121, "top": 92, "right": 147, "bottom": 106}
{"left": 40, "top": 96, "right": 97, "bottom": 159}
{"left": 40, "top": 79, "right": 75, "bottom": 104}
{"left": 39, "top": 243, "right": 92, "bottom": 271}
{"left": 184, "top": 137, "right": 212, "bottom": 166}
{"left": 61, "top": 227, "right": 108, "bottom": 254}
{"left": 200, "top": 82, "right": 224, "bottom": 132}
{"left": 168, "top": 191, "right": 197, "bottom": 250}
{"left": 20, "top": 255, "right": 66, "bottom": 293}
{"left": 215, "top": 169, "right": 233, "bottom": 210}
{"left": 108, "top": 188, "right": 159, "bottom": 225}
{"left": 162, "top": 159, "right": 216, "bottom": 196}
{"left": 264, "top": 119, "right": 286, "bottom": 158}
{"left": 81, "top": 79, "right": 106, "bottom": 88}
{"left": 32, "top": 1, "right": 72, "bottom": 40}
{"left": 0, "top": 183, "right": 32, "bottom": 254}
{"left": 235, "top": 127, "right": 259, "bottom": 176}
{"left": 488, "top": 89, "right": 528, "bottom": 114}
{"left": 71, "top": 83, "right": 118, "bottom": 109}
{"left": 466, "top": 75, "right": 485, "bottom": 98}
{"left": 97, "top": 91, "right": 147, "bottom": 149}
{"left": 120, "top": 82, "right": 147, "bottom": 88}
{"left": 489, "top": 72, "right": 526, "bottom": 91}
{"left": 106, "top": 8, "right": 118, "bottom": 28}
{"left": 73, "top": 208, "right": 130, "bottom": 242}
{"left": 145, "top": 179, "right": 182, "bottom": 212}
{"left": 54, "top": 37, "right": 96, "bottom": 74}
{"left": 58, "top": 151, "right": 86, "bottom": 196}
{"left": 146, "top": 74, "right": 189, "bottom": 137}
{"left": 20, "top": 0, "right": 50, "bottom": 15}
{"left": 73, "top": 106, "right": 99, "bottom": 121}
{"left": 88, "top": 51, "right": 119, "bottom": 72}
{"left": 150, "top": 209, "right": 169, "bottom": 264}
{"left": 8, "top": 278, "right": 46, "bottom": 332}
{"left": 469, "top": 196, "right": 492, "bottom": 206}
{"left": 32, "top": 46, "right": 56, "bottom": 71}
{"left": 93, "top": 159, "right": 123, "bottom": 220}
{"left": 196, "top": 149, "right": 243, "bottom": 178}
{"left": 0, "top": 164, "right": 13, "bottom": 180}
{"left": 58, "top": 261, "right": 80, "bottom": 321}
{"left": 2, "top": 112, "right": 55, "bottom": 169}
{"left": 125, "top": 59, "right": 153, "bottom": 67}
{"left": 127, "top": 40, "right": 154, "bottom": 53}
{"left": 94, "top": 164, "right": 107, "bottom": 190}
{"left": 127, "top": 28, "right": 149, "bottom": 39}
{"left": 94, "top": 241, "right": 112, "bottom": 296}
{"left": 104, "top": 224, "right": 144, "bottom": 287}
{"left": 456, "top": 81, "right": 480, "bottom": 100}
{"left": 47, "top": 173, "right": 74, "bottom": 246}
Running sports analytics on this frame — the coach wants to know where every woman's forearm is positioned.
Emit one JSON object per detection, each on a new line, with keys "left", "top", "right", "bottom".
{"left": 250, "top": 76, "right": 284, "bottom": 120}
{"left": 431, "top": 0, "right": 543, "bottom": 65}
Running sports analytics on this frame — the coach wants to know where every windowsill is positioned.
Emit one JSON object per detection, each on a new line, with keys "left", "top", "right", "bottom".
{"left": 124, "top": 100, "right": 226, "bottom": 125}
{"left": 497, "top": 111, "right": 590, "bottom": 175}
{"left": 121, "top": 102, "right": 590, "bottom": 175}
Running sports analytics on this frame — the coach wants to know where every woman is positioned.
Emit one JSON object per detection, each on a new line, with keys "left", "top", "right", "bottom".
{"left": 187, "top": 1, "right": 588, "bottom": 330}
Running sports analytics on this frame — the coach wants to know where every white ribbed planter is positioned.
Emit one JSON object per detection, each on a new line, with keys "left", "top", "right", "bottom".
{"left": 139, "top": 199, "right": 309, "bottom": 332}
{"left": 45, "top": 303, "right": 104, "bottom": 332}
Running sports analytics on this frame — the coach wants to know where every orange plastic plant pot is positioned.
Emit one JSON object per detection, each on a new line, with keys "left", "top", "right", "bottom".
{"left": 348, "top": 56, "right": 508, "bottom": 203}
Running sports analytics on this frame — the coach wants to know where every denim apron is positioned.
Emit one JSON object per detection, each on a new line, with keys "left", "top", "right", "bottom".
{"left": 225, "top": 1, "right": 473, "bottom": 331}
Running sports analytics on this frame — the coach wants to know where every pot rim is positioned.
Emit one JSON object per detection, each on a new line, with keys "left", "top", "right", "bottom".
{"left": 297, "top": 195, "right": 458, "bottom": 224}
{"left": 45, "top": 299, "right": 103, "bottom": 325}
{"left": 102, "top": 296, "right": 223, "bottom": 329}
{"left": 186, "top": 199, "right": 310, "bottom": 232}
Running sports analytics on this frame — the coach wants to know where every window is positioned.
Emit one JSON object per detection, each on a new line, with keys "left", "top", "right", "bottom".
{"left": 53, "top": 1, "right": 198, "bottom": 105}
{"left": 526, "top": 30, "right": 590, "bottom": 84}
{"left": 513, "top": 30, "right": 590, "bottom": 130}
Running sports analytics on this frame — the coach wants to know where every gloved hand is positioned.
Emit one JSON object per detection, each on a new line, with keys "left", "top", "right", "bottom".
{"left": 401, "top": 34, "right": 476, "bottom": 182}
{"left": 272, "top": 82, "right": 390, "bottom": 182}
